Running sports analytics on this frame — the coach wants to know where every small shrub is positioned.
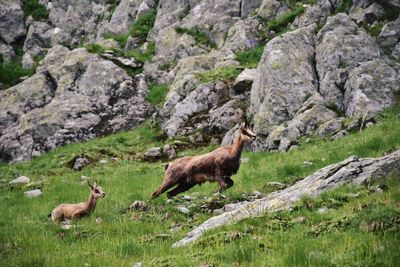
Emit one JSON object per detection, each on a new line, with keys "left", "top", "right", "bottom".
{"left": 334, "top": 0, "right": 353, "bottom": 14}
{"left": 235, "top": 45, "right": 264, "bottom": 68}
{"left": 196, "top": 66, "right": 241, "bottom": 84}
{"left": 363, "top": 21, "right": 384, "bottom": 38}
{"left": 104, "top": 9, "right": 156, "bottom": 47}
{"left": 118, "top": 41, "right": 156, "bottom": 63}
{"left": 129, "top": 9, "right": 157, "bottom": 43}
{"left": 104, "top": 33, "right": 130, "bottom": 48}
{"left": 175, "top": 27, "right": 216, "bottom": 48}
{"left": 84, "top": 44, "right": 107, "bottom": 54}
{"left": 22, "top": 0, "right": 49, "bottom": 20}
{"left": 146, "top": 84, "right": 169, "bottom": 106}
{"left": 0, "top": 61, "right": 36, "bottom": 90}
{"left": 267, "top": 6, "right": 305, "bottom": 34}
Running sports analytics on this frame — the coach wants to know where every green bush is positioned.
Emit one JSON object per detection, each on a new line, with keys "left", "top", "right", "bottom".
{"left": 266, "top": 6, "right": 305, "bottom": 34}
{"left": 196, "top": 66, "right": 242, "bottom": 84}
{"left": 84, "top": 44, "right": 107, "bottom": 54}
{"left": 104, "top": 9, "right": 156, "bottom": 47}
{"left": 334, "top": 0, "right": 353, "bottom": 14}
{"left": 0, "top": 61, "right": 36, "bottom": 90}
{"left": 175, "top": 27, "right": 216, "bottom": 48}
{"left": 235, "top": 45, "right": 264, "bottom": 68}
{"left": 118, "top": 41, "right": 156, "bottom": 63}
{"left": 146, "top": 84, "right": 169, "bottom": 106}
{"left": 22, "top": 0, "right": 49, "bottom": 20}
{"left": 129, "top": 9, "right": 157, "bottom": 43}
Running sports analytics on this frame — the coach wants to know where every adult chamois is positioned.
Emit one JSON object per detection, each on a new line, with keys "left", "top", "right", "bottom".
{"left": 152, "top": 122, "right": 256, "bottom": 198}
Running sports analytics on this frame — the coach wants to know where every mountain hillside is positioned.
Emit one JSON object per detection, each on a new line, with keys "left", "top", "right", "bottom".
{"left": 1, "top": 0, "right": 399, "bottom": 162}
{"left": 0, "top": 1, "right": 400, "bottom": 265}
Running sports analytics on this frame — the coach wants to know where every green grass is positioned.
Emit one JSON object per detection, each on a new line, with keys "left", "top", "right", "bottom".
{"left": 267, "top": 6, "right": 305, "bottom": 34}
{"left": 235, "top": 45, "right": 264, "bottom": 68}
{"left": 334, "top": 0, "right": 353, "bottom": 14}
{"left": 0, "top": 107, "right": 399, "bottom": 266}
{"left": 118, "top": 42, "right": 156, "bottom": 63}
{"left": 175, "top": 27, "right": 217, "bottom": 49}
{"left": 146, "top": 84, "right": 169, "bottom": 106}
{"left": 196, "top": 66, "right": 242, "bottom": 84}
{"left": 0, "top": 58, "right": 37, "bottom": 90}
{"left": 84, "top": 44, "right": 107, "bottom": 55}
{"left": 129, "top": 9, "right": 157, "bottom": 43}
{"left": 104, "top": 9, "right": 156, "bottom": 47}
{"left": 363, "top": 22, "right": 384, "bottom": 38}
{"left": 22, "top": 0, "right": 49, "bottom": 20}
{"left": 257, "top": 4, "right": 306, "bottom": 41}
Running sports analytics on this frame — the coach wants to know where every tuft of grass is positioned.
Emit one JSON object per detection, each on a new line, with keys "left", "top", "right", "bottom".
{"left": 175, "top": 27, "right": 217, "bottom": 48}
{"left": 363, "top": 22, "right": 384, "bottom": 38}
{"left": 84, "top": 43, "right": 107, "bottom": 54}
{"left": 129, "top": 9, "right": 157, "bottom": 43}
{"left": 235, "top": 45, "right": 264, "bottom": 68}
{"left": 334, "top": 0, "right": 353, "bottom": 14}
{"left": 267, "top": 6, "right": 305, "bottom": 34}
{"left": 146, "top": 84, "right": 169, "bottom": 106}
{"left": 196, "top": 66, "right": 242, "bottom": 84}
{"left": 22, "top": 0, "right": 49, "bottom": 20}
{"left": 0, "top": 60, "right": 36, "bottom": 90}
{"left": 104, "top": 9, "right": 156, "bottom": 48}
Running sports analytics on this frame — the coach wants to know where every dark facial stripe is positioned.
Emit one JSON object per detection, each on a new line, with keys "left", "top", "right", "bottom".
{"left": 242, "top": 128, "right": 255, "bottom": 138}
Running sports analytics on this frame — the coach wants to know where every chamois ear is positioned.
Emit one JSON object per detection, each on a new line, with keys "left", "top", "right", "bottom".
{"left": 87, "top": 180, "right": 94, "bottom": 190}
{"left": 93, "top": 180, "right": 98, "bottom": 188}
{"left": 239, "top": 122, "right": 245, "bottom": 130}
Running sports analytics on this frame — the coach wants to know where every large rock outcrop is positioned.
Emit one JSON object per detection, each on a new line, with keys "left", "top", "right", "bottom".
{"left": 173, "top": 149, "right": 400, "bottom": 247}
{"left": 246, "top": 13, "right": 400, "bottom": 151}
{"left": 250, "top": 24, "right": 319, "bottom": 137}
{"left": 0, "top": 46, "right": 152, "bottom": 162}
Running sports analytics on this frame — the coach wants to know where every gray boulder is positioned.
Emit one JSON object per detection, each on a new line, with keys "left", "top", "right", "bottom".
{"left": 291, "top": 0, "right": 334, "bottom": 29}
{"left": 159, "top": 50, "right": 242, "bottom": 138}
{"left": 316, "top": 118, "right": 345, "bottom": 138}
{"left": 24, "top": 189, "right": 42, "bottom": 198}
{"left": 316, "top": 13, "right": 381, "bottom": 111}
{"left": 101, "top": 0, "right": 142, "bottom": 35}
{"left": 223, "top": 18, "right": 260, "bottom": 52}
{"left": 23, "top": 22, "right": 54, "bottom": 57}
{"left": 232, "top": 68, "right": 257, "bottom": 94}
{"left": 150, "top": 0, "right": 242, "bottom": 61}
{"left": 343, "top": 59, "right": 399, "bottom": 118}
{"left": 9, "top": 176, "right": 30, "bottom": 185}
{"left": 250, "top": 24, "right": 318, "bottom": 138}
{"left": 0, "top": 0, "right": 25, "bottom": 44}
{"left": 0, "top": 46, "right": 152, "bottom": 162}
{"left": 349, "top": 3, "right": 385, "bottom": 24}
{"left": 22, "top": 53, "right": 35, "bottom": 69}
{"left": 378, "top": 17, "right": 400, "bottom": 55}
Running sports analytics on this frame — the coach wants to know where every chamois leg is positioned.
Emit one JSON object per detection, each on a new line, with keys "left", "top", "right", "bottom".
{"left": 215, "top": 167, "right": 228, "bottom": 192}
{"left": 225, "top": 177, "right": 234, "bottom": 189}
{"left": 151, "top": 179, "right": 177, "bottom": 198}
{"left": 167, "top": 183, "right": 196, "bottom": 198}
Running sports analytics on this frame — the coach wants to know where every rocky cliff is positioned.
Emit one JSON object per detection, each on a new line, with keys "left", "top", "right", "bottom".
{"left": 1, "top": 0, "right": 399, "bottom": 162}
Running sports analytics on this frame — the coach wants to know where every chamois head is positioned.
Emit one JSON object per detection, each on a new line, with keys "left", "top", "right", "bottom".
{"left": 88, "top": 181, "right": 106, "bottom": 199}
{"left": 238, "top": 122, "right": 256, "bottom": 142}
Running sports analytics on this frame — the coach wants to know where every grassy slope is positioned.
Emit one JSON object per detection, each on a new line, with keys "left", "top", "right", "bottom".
{"left": 0, "top": 108, "right": 399, "bottom": 266}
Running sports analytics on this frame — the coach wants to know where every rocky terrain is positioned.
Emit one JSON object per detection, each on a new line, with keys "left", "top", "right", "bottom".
{"left": 1, "top": 0, "right": 400, "bottom": 162}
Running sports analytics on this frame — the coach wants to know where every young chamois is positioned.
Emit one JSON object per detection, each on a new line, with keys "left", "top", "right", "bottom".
{"left": 151, "top": 122, "right": 256, "bottom": 198}
{"left": 51, "top": 181, "right": 105, "bottom": 223}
